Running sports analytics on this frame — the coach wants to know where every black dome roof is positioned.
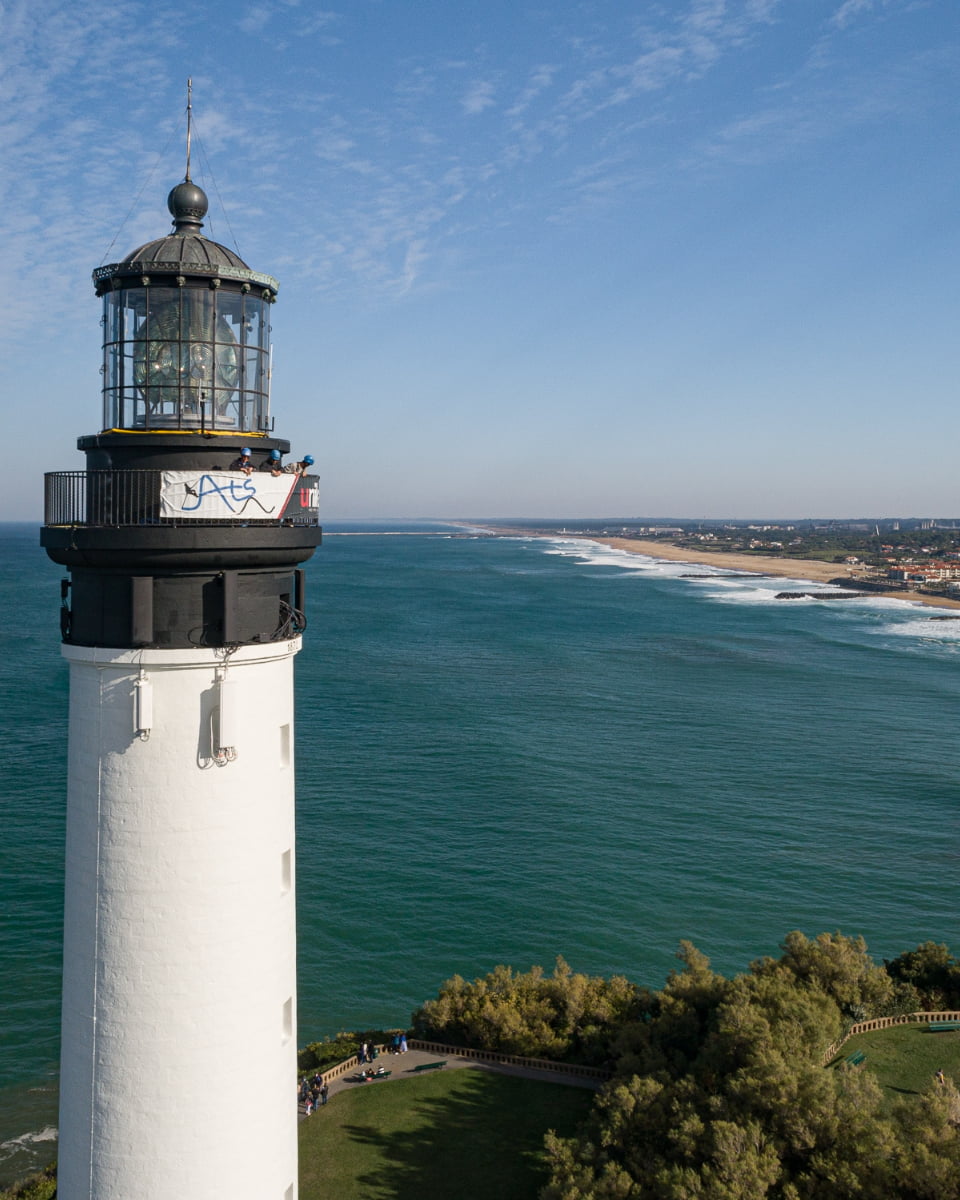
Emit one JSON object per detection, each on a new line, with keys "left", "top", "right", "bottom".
{"left": 120, "top": 232, "right": 250, "bottom": 273}
{"left": 93, "top": 177, "right": 279, "bottom": 296}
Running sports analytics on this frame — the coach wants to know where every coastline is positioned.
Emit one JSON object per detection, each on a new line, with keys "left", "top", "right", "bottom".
{"left": 489, "top": 529, "right": 960, "bottom": 612}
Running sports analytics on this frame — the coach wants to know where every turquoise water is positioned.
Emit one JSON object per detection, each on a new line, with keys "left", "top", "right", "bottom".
{"left": 2, "top": 522, "right": 959, "bottom": 1181}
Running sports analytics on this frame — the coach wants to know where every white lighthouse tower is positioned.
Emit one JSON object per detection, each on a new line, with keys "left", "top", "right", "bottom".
{"left": 41, "top": 160, "right": 320, "bottom": 1199}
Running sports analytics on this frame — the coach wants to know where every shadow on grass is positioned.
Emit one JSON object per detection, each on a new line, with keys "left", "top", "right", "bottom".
{"left": 304, "top": 1070, "right": 593, "bottom": 1200}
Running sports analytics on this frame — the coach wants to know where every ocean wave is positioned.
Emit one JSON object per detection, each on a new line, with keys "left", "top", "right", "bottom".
{"left": 874, "top": 616, "right": 960, "bottom": 643}
{"left": 0, "top": 1125, "right": 57, "bottom": 1162}
{"left": 700, "top": 587, "right": 792, "bottom": 605}
{"left": 540, "top": 539, "right": 726, "bottom": 577}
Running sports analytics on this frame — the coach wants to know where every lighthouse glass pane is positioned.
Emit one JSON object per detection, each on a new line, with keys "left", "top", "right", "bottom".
{"left": 102, "top": 291, "right": 148, "bottom": 429}
{"left": 133, "top": 287, "right": 182, "bottom": 426}
{"left": 122, "top": 344, "right": 136, "bottom": 426}
{"left": 236, "top": 294, "right": 270, "bottom": 433}
{"left": 106, "top": 294, "right": 121, "bottom": 344}
{"left": 104, "top": 344, "right": 119, "bottom": 404}
{"left": 212, "top": 292, "right": 244, "bottom": 429}
{"left": 244, "top": 295, "right": 271, "bottom": 432}
{"left": 240, "top": 347, "right": 265, "bottom": 431}
{"left": 244, "top": 294, "right": 268, "bottom": 345}
{"left": 179, "top": 290, "right": 217, "bottom": 423}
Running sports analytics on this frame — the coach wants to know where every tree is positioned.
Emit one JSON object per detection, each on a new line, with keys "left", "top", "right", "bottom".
{"left": 885, "top": 942, "right": 960, "bottom": 1011}
{"left": 411, "top": 957, "right": 647, "bottom": 1063}
{"left": 753, "top": 931, "right": 894, "bottom": 1020}
{"left": 892, "top": 1079, "right": 960, "bottom": 1198}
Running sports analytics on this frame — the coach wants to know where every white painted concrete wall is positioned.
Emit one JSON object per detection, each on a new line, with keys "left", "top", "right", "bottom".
{"left": 58, "top": 640, "right": 301, "bottom": 1200}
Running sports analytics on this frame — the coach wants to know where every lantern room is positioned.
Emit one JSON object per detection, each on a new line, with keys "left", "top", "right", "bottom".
{"left": 93, "top": 179, "right": 277, "bottom": 435}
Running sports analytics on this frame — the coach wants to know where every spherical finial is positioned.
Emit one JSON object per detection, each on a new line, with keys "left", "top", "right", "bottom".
{"left": 167, "top": 180, "right": 208, "bottom": 233}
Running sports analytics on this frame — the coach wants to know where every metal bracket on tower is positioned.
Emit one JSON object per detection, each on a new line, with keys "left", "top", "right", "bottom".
{"left": 133, "top": 670, "right": 153, "bottom": 740}
{"left": 213, "top": 667, "right": 238, "bottom": 765}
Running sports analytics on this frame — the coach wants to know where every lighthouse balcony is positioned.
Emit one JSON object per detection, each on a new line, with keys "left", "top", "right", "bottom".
{"left": 44, "top": 469, "right": 319, "bottom": 529}
{"left": 41, "top": 471, "right": 322, "bottom": 645}
{"left": 42, "top": 469, "right": 322, "bottom": 574}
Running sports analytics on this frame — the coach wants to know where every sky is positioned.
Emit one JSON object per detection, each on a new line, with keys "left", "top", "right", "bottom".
{"left": 2, "top": 0, "right": 958, "bottom": 520}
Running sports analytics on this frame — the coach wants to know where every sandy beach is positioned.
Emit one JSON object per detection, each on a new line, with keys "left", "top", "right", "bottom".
{"left": 489, "top": 530, "right": 960, "bottom": 612}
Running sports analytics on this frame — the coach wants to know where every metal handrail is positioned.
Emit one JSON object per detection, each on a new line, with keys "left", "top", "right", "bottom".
{"left": 43, "top": 470, "right": 319, "bottom": 528}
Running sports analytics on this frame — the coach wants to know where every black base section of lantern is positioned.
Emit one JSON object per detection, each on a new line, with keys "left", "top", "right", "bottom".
{"left": 42, "top": 519, "right": 320, "bottom": 649}
{"left": 60, "top": 566, "right": 308, "bottom": 649}
{"left": 78, "top": 432, "right": 292, "bottom": 474}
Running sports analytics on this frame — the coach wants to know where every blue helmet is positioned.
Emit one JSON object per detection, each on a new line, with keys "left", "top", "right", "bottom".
{"left": 303, "top": 455, "right": 314, "bottom": 466}
{"left": 269, "top": 449, "right": 282, "bottom": 460}
{"left": 241, "top": 447, "right": 252, "bottom": 456}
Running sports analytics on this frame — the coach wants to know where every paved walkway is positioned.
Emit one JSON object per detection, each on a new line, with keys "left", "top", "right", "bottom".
{"left": 299, "top": 1047, "right": 602, "bottom": 1118}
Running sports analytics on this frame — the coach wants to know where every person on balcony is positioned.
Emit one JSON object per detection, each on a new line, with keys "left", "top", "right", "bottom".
{"left": 229, "top": 447, "right": 254, "bottom": 474}
{"left": 282, "top": 455, "right": 314, "bottom": 476}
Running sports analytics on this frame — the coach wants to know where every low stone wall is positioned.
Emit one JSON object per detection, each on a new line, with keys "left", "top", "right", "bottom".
{"left": 318, "top": 1053, "right": 365, "bottom": 1084}
{"left": 822, "top": 1011, "right": 960, "bottom": 1065}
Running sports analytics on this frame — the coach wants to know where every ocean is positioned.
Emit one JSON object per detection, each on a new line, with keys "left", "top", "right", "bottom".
{"left": 2, "top": 520, "right": 959, "bottom": 1182}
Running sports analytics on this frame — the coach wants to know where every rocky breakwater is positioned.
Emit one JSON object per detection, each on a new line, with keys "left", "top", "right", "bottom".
{"left": 775, "top": 590, "right": 866, "bottom": 601}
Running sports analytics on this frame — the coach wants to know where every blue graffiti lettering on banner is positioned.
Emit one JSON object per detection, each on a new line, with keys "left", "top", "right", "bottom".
{"left": 180, "top": 475, "right": 276, "bottom": 515}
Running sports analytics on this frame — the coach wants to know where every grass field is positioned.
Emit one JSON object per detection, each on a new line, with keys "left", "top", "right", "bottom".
{"left": 831, "top": 1024, "right": 960, "bottom": 1106}
{"left": 298, "top": 1069, "right": 595, "bottom": 1200}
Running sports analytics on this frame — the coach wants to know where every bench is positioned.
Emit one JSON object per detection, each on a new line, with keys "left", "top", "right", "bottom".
{"left": 928, "top": 1021, "right": 960, "bottom": 1032}
{"left": 843, "top": 1050, "right": 866, "bottom": 1067}
{"left": 412, "top": 1060, "right": 447, "bottom": 1073}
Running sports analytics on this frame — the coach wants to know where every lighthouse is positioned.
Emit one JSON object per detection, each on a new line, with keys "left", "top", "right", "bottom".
{"left": 41, "top": 156, "right": 320, "bottom": 1199}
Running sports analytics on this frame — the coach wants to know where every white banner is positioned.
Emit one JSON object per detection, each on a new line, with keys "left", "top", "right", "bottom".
{"left": 159, "top": 470, "right": 302, "bottom": 520}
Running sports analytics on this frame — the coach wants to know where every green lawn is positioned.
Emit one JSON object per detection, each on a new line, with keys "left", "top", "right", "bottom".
{"left": 831, "top": 1024, "right": 960, "bottom": 1106}
{"left": 299, "top": 1069, "right": 595, "bottom": 1200}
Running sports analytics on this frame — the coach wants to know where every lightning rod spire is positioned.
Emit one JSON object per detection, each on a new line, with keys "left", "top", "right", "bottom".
{"left": 185, "top": 77, "right": 193, "bottom": 182}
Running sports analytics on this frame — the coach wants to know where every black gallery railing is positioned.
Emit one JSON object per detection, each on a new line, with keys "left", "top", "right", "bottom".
{"left": 44, "top": 470, "right": 320, "bottom": 528}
